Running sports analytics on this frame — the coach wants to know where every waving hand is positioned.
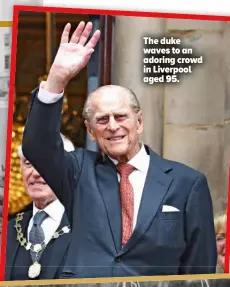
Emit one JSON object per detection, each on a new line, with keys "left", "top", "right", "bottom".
{"left": 45, "top": 21, "right": 101, "bottom": 93}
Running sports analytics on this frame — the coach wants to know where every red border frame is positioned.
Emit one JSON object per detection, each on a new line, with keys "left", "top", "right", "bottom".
{"left": 1, "top": 3, "right": 230, "bottom": 280}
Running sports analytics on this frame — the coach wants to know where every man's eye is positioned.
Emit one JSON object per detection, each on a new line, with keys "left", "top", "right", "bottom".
{"left": 216, "top": 235, "right": 225, "bottom": 241}
{"left": 24, "top": 160, "right": 31, "bottom": 166}
{"left": 97, "top": 117, "right": 108, "bottom": 124}
{"left": 115, "top": 115, "right": 126, "bottom": 120}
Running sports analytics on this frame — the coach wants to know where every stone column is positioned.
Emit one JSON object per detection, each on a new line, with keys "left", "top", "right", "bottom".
{"left": 113, "top": 17, "right": 165, "bottom": 155}
{"left": 163, "top": 19, "right": 225, "bottom": 213}
{"left": 222, "top": 22, "right": 230, "bottom": 208}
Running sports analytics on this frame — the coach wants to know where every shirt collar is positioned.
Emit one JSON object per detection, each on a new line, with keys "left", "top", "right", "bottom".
{"left": 109, "top": 143, "right": 149, "bottom": 173}
{"left": 33, "top": 198, "right": 64, "bottom": 222}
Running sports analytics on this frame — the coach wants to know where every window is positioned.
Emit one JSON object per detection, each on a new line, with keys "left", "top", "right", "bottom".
{"left": 4, "top": 34, "right": 10, "bottom": 47}
{"left": 4, "top": 55, "right": 10, "bottom": 70}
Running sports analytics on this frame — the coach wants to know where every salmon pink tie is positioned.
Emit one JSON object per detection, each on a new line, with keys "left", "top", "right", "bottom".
{"left": 116, "top": 163, "right": 135, "bottom": 247}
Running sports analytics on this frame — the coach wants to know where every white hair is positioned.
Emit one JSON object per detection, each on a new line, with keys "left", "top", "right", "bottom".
{"left": 18, "top": 134, "right": 75, "bottom": 159}
{"left": 82, "top": 85, "right": 141, "bottom": 122}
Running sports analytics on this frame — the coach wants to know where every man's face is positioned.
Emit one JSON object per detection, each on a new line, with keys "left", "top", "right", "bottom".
{"left": 21, "top": 158, "right": 56, "bottom": 203}
{"left": 85, "top": 87, "right": 143, "bottom": 161}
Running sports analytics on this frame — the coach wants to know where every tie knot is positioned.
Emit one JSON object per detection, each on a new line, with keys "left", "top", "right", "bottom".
{"left": 33, "top": 210, "right": 47, "bottom": 226}
{"left": 116, "top": 163, "right": 135, "bottom": 177}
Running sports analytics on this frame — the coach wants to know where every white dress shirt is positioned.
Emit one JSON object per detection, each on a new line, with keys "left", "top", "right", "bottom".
{"left": 27, "top": 199, "right": 65, "bottom": 245}
{"left": 37, "top": 82, "right": 150, "bottom": 231}
{"left": 38, "top": 81, "right": 64, "bottom": 103}
{"left": 109, "top": 144, "right": 150, "bottom": 230}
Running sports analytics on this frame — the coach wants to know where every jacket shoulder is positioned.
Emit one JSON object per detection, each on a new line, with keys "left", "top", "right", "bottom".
{"left": 165, "top": 158, "right": 203, "bottom": 177}
{"left": 69, "top": 148, "right": 101, "bottom": 166}
{"left": 149, "top": 146, "right": 205, "bottom": 181}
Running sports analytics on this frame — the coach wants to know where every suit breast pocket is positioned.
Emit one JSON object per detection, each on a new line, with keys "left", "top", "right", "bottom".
{"left": 152, "top": 211, "right": 184, "bottom": 248}
{"left": 143, "top": 211, "right": 185, "bottom": 262}
{"left": 149, "top": 210, "right": 184, "bottom": 246}
{"left": 158, "top": 211, "right": 182, "bottom": 221}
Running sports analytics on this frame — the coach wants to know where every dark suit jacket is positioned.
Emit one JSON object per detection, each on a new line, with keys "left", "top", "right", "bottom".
{"left": 21, "top": 88, "right": 217, "bottom": 278}
{"left": 5, "top": 210, "right": 71, "bottom": 280}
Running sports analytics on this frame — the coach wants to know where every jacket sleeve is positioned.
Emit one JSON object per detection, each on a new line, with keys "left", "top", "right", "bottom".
{"left": 22, "top": 87, "right": 84, "bottom": 223}
{"left": 179, "top": 173, "right": 217, "bottom": 274}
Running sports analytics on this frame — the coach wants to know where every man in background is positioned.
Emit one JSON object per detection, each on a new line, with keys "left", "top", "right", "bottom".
{"left": 5, "top": 135, "right": 73, "bottom": 280}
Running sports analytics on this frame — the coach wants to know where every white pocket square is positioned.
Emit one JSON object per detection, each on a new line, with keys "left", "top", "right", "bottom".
{"left": 162, "top": 205, "right": 180, "bottom": 212}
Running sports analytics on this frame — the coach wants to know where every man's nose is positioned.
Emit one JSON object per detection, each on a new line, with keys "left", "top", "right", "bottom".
{"left": 31, "top": 168, "right": 41, "bottom": 178}
{"left": 107, "top": 116, "right": 119, "bottom": 131}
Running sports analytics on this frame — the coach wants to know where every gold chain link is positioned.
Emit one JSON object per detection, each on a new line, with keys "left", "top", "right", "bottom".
{"left": 14, "top": 212, "right": 71, "bottom": 254}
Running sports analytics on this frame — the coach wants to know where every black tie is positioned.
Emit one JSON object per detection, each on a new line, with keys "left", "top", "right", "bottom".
{"left": 29, "top": 210, "right": 48, "bottom": 262}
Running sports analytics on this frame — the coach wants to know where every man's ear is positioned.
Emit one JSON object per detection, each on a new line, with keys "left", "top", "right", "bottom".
{"left": 136, "top": 110, "right": 144, "bottom": 135}
{"left": 84, "top": 120, "right": 96, "bottom": 141}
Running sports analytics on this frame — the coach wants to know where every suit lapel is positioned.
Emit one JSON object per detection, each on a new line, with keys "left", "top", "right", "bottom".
{"left": 118, "top": 147, "right": 173, "bottom": 255}
{"left": 95, "top": 156, "right": 122, "bottom": 253}
{"left": 41, "top": 212, "right": 71, "bottom": 279}
{"left": 5, "top": 211, "right": 32, "bottom": 280}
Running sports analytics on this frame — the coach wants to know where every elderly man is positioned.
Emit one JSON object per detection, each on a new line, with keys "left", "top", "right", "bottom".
{"left": 22, "top": 21, "right": 217, "bottom": 278}
{"left": 5, "top": 135, "right": 73, "bottom": 280}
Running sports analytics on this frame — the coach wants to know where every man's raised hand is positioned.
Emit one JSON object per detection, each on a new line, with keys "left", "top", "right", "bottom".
{"left": 45, "top": 21, "right": 101, "bottom": 93}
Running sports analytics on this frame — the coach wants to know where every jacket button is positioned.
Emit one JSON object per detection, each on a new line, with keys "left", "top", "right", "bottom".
{"left": 115, "top": 257, "right": 121, "bottom": 262}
